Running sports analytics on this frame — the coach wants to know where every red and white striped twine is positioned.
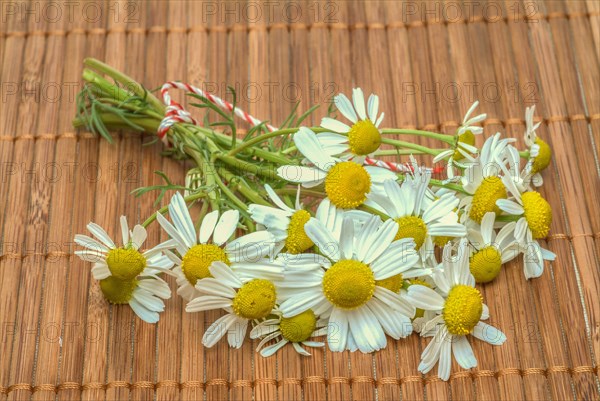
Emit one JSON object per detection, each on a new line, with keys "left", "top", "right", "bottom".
{"left": 157, "top": 81, "right": 442, "bottom": 174}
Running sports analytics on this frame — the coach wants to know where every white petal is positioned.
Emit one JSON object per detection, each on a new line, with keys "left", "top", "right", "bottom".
{"left": 452, "top": 336, "right": 477, "bottom": 369}
{"left": 405, "top": 285, "right": 445, "bottom": 310}
{"left": 277, "top": 165, "right": 327, "bottom": 185}
{"left": 496, "top": 199, "right": 524, "bottom": 215}
{"left": 120, "top": 216, "right": 129, "bottom": 245}
{"left": 348, "top": 307, "right": 386, "bottom": 352}
{"left": 280, "top": 292, "right": 325, "bottom": 318}
{"left": 87, "top": 222, "right": 116, "bottom": 249}
{"left": 367, "top": 94, "right": 379, "bottom": 122}
{"left": 362, "top": 219, "right": 399, "bottom": 264}
{"left": 91, "top": 263, "right": 111, "bottom": 279}
{"left": 304, "top": 218, "right": 340, "bottom": 262}
{"left": 260, "top": 339, "right": 287, "bottom": 357}
{"left": 199, "top": 210, "right": 219, "bottom": 244}
{"left": 156, "top": 213, "right": 191, "bottom": 251}
{"left": 186, "top": 295, "right": 232, "bottom": 312}
{"left": 213, "top": 210, "right": 239, "bottom": 246}
{"left": 320, "top": 117, "right": 351, "bottom": 134}
{"left": 209, "top": 261, "right": 242, "bottom": 288}
{"left": 334, "top": 93, "right": 358, "bottom": 123}
{"left": 129, "top": 298, "right": 159, "bottom": 323}
{"left": 202, "top": 313, "right": 239, "bottom": 348}
{"left": 168, "top": 192, "right": 196, "bottom": 247}
{"left": 327, "top": 308, "right": 349, "bottom": 352}
{"left": 228, "top": 319, "right": 248, "bottom": 348}
{"left": 75, "top": 250, "right": 105, "bottom": 263}
{"left": 437, "top": 336, "right": 453, "bottom": 381}
{"left": 472, "top": 322, "right": 506, "bottom": 345}
{"left": 264, "top": 184, "right": 295, "bottom": 213}
{"left": 352, "top": 88, "right": 367, "bottom": 120}
{"left": 74, "top": 234, "right": 109, "bottom": 253}
{"left": 130, "top": 225, "right": 147, "bottom": 250}
{"left": 294, "top": 127, "right": 338, "bottom": 168}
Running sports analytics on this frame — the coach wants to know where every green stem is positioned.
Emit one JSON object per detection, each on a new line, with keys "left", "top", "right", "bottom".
{"left": 380, "top": 128, "right": 455, "bottom": 145}
{"left": 84, "top": 58, "right": 164, "bottom": 112}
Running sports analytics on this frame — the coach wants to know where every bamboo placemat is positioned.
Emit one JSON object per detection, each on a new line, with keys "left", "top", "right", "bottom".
{"left": 1, "top": 1, "right": 599, "bottom": 400}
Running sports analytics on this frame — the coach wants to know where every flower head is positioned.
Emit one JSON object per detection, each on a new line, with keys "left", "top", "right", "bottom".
{"left": 434, "top": 102, "right": 487, "bottom": 178}
{"left": 317, "top": 88, "right": 384, "bottom": 163}
{"left": 277, "top": 127, "right": 396, "bottom": 209}
{"left": 278, "top": 212, "right": 421, "bottom": 353}
{"left": 74, "top": 216, "right": 174, "bottom": 323}
{"left": 186, "top": 261, "right": 284, "bottom": 348}
{"left": 157, "top": 192, "right": 275, "bottom": 300}
{"left": 250, "top": 309, "right": 327, "bottom": 357}
{"left": 404, "top": 239, "right": 506, "bottom": 381}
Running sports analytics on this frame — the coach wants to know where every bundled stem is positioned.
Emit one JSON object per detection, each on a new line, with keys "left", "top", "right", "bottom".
{"left": 73, "top": 58, "right": 500, "bottom": 229}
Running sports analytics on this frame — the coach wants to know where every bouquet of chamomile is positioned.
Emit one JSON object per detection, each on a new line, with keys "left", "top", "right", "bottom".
{"left": 73, "top": 58, "right": 554, "bottom": 380}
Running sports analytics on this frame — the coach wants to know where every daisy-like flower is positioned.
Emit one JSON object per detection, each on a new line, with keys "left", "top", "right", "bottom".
{"left": 74, "top": 216, "right": 174, "bottom": 323}
{"left": 369, "top": 174, "right": 466, "bottom": 261}
{"left": 433, "top": 101, "right": 486, "bottom": 178}
{"left": 248, "top": 184, "right": 313, "bottom": 254}
{"left": 316, "top": 88, "right": 384, "bottom": 164}
{"left": 496, "top": 184, "right": 556, "bottom": 279}
{"left": 157, "top": 192, "right": 275, "bottom": 300}
{"left": 460, "top": 133, "right": 517, "bottom": 224}
{"left": 277, "top": 127, "right": 396, "bottom": 209}
{"left": 250, "top": 309, "right": 327, "bottom": 356}
{"left": 404, "top": 239, "right": 507, "bottom": 381}
{"left": 186, "top": 261, "right": 284, "bottom": 348}
{"left": 522, "top": 105, "right": 551, "bottom": 186}
{"left": 278, "top": 214, "right": 421, "bottom": 353}
{"left": 466, "top": 212, "right": 519, "bottom": 283}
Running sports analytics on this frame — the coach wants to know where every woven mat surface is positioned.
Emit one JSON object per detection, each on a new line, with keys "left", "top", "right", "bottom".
{"left": 1, "top": 1, "right": 599, "bottom": 400}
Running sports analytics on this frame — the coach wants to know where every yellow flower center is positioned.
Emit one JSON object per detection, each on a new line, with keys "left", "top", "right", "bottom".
{"left": 470, "top": 246, "right": 502, "bottom": 283}
{"left": 324, "top": 162, "right": 371, "bottom": 209}
{"left": 285, "top": 210, "right": 314, "bottom": 254}
{"left": 443, "top": 285, "right": 483, "bottom": 335}
{"left": 531, "top": 138, "right": 551, "bottom": 174}
{"left": 406, "top": 279, "right": 431, "bottom": 319}
{"left": 375, "top": 274, "right": 404, "bottom": 293}
{"left": 106, "top": 247, "right": 147, "bottom": 280}
{"left": 469, "top": 176, "right": 507, "bottom": 224}
{"left": 232, "top": 279, "right": 277, "bottom": 319}
{"left": 434, "top": 236, "right": 453, "bottom": 247}
{"left": 348, "top": 119, "right": 381, "bottom": 156}
{"left": 322, "top": 260, "right": 375, "bottom": 309}
{"left": 394, "top": 216, "right": 428, "bottom": 250}
{"left": 453, "top": 130, "right": 476, "bottom": 161}
{"left": 521, "top": 191, "right": 552, "bottom": 239}
{"left": 99, "top": 276, "right": 137, "bottom": 304}
{"left": 181, "top": 244, "right": 230, "bottom": 286}
{"left": 280, "top": 309, "right": 317, "bottom": 343}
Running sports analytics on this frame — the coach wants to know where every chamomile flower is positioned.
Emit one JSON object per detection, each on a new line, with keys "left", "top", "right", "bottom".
{"left": 248, "top": 184, "right": 313, "bottom": 254}
{"left": 404, "top": 239, "right": 506, "bottom": 381}
{"left": 467, "top": 212, "right": 519, "bottom": 283}
{"left": 278, "top": 214, "right": 421, "bottom": 353}
{"left": 250, "top": 309, "right": 327, "bottom": 356}
{"left": 186, "top": 261, "right": 284, "bottom": 348}
{"left": 523, "top": 105, "right": 551, "bottom": 186}
{"left": 277, "top": 127, "right": 396, "bottom": 209}
{"left": 75, "top": 216, "right": 174, "bottom": 281}
{"left": 74, "top": 216, "right": 174, "bottom": 323}
{"left": 496, "top": 187, "right": 556, "bottom": 279}
{"left": 317, "top": 88, "right": 384, "bottom": 163}
{"left": 369, "top": 174, "right": 466, "bottom": 261}
{"left": 460, "top": 133, "right": 517, "bottom": 224}
{"left": 434, "top": 102, "right": 486, "bottom": 177}
{"left": 157, "top": 192, "right": 275, "bottom": 300}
